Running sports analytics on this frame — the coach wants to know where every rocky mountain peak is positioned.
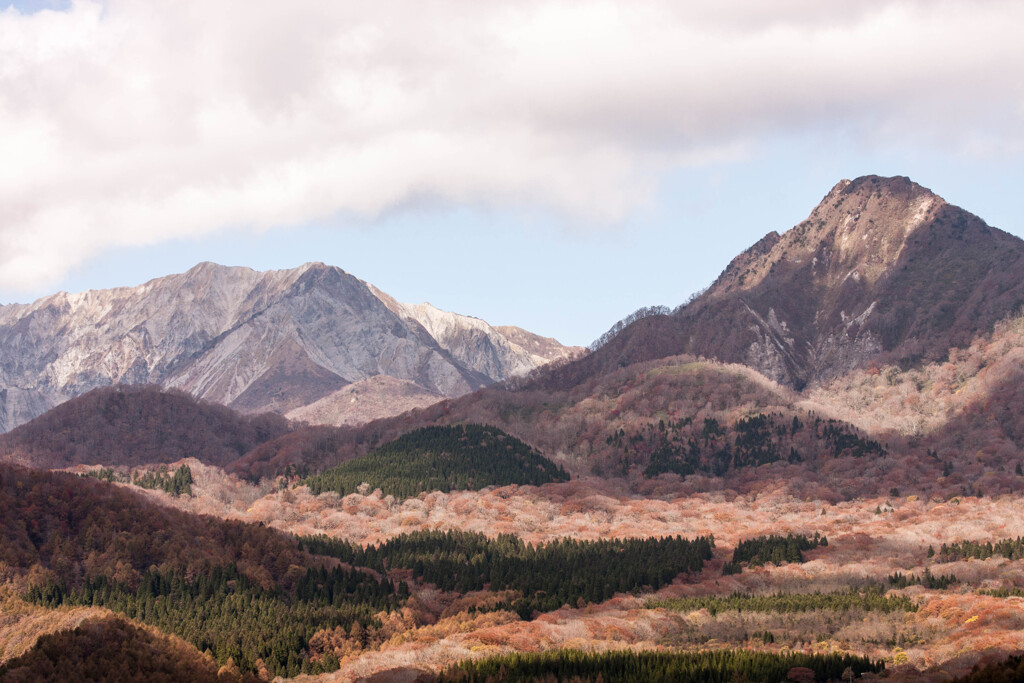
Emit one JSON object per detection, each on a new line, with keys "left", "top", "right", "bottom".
{"left": 369, "top": 294, "right": 582, "bottom": 383}
{"left": 0, "top": 263, "right": 576, "bottom": 432}
{"left": 696, "top": 175, "right": 1023, "bottom": 386}
{"left": 710, "top": 175, "right": 946, "bottom": 299}
{"left": 542, "top": 175, "right": 1024, "bottom": 392}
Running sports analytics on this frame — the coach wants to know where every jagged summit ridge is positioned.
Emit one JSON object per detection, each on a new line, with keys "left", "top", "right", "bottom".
{"left": 540, "top": 175, "right": 1024, "bottom": 391}
{"left": 366, "top": 285, "right": 581, "bottom": 383}
{"left": 389, "top": 301, "right": 577, "bottom": 382}
{"left": 0, "top": 262, "right": 575, "bottom": 432}
{"left": 693, "top": 174, "right": 1024, "bottom": 385}
{"left": 709, "top": 175, "right": 944, "bottom": 298}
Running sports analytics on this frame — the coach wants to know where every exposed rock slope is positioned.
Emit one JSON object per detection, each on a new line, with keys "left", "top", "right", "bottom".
{"left": 0, "top": 263, "right": 574, "bottom": 432}
{"left": 285, "top": 375, "right": 443, "bottom": 427}
{"left": 548, "top": 176, "right": 1024, "bottom": 389}
{"left": 368, "top": 287, "right": 582, "bottom": 382}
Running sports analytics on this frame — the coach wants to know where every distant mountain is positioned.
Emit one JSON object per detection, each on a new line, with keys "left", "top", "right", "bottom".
{"left": 370, "top": 287, "right": 581, "bottom": 383}
{"left": 235, "top": 352, "right": 900, "bottom": 498}
{"left": 550, "top": 176, "right": 1024, "bottom": 390}
{"left": 0, "top": 262, "right": 578, "bottom": 432}
{"left": 285, "top": 375, "right": 444, "bottom": 427}
{"left": 226, "top": 176, "right": 1024, "bottom": 493}
{"left": 0, "top": 385, "right": 290, "bottom": 469}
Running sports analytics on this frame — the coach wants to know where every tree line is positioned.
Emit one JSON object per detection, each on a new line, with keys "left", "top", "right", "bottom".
{"left": 979, "top": 587, "right": 1024, "bottom": 598}
{"left": 935, "top": 537, "right": 1024, "bottom": 562}
{"left": 648, "top": 586, "right": 917, "bottom": 616}
{"left": 26, "top": 562, "right": 405, "bottom": 678}
{"left": 300, "top": 529, "right": 714, "bottom": 617}
{"left": 888, "top": 567, "right": 957, "bottom": 590}
{"left": 302, "top": 424, "right": 568, "bottom": 499}
{"left": 438, "top": 648, "right": 884, "bottom": 682}
{"left": 722, "top": 533, "right": 827, "bottom": 575}
{"left": 82, "top": 463, "right": 194, "bottom": 497}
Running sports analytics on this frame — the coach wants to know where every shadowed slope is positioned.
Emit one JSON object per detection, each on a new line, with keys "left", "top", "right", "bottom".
{"left": 0, "top": 385, "right": 290, "bottom": 469}
{"left": 0, "top": 615, "right": 257, "bottom": 683}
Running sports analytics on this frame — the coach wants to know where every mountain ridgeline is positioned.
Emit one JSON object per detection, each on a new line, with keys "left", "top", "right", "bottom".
{"left": 0, "top": 385, "right": 291, "bottom": 469}
{"left": 0, "top": 262, "right": 578, "bottom": 433}
{"left": 2, "top": 175, "right": 1021, "bottom": 495}
{"left": 543, "top": 176, "right": 1024, "bottom": 390}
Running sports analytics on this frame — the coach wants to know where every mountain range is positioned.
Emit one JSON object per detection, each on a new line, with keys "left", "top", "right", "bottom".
{"left": 213, "top": 175, "right": 1024, "bottom": 487}
{"left": 5, "top": 174, "right": 1024, "bottom": 681}
{"left": 5, "top": 175, "right": 1020, "bottom": 493}
{"left": 0, "top": 263, "right": 579, "bottom": 433}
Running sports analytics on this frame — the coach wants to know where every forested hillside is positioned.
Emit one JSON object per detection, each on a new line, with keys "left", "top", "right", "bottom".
{"left": 237, "top": 356, "right": 914, "bottom": 498}
{"left": 234, "top": 358, "right": 799, "bottom": 478}
{"left": 0, "top": 386, "right": 290, "bottom": 469}
{"left": 0, "top": 463, "right": 406, "bottom": 677}
{"left": 0, "top": 615, "right": 259, "bottom": 682}
{"left": 302, "top": 424, "right": 568, "bottom": 498}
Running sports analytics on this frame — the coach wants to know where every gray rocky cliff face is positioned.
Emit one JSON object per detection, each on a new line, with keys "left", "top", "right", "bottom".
{"left": 0, "top": 262, "right": 572, "bottom": 432}
{"left": 367, "top": 288, "right": 582, "bottom": 384}
{"left": 382, "top": 301, "right": 574, "bottom": 382}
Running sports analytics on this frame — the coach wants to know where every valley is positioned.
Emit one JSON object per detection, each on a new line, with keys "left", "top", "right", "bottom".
{"left": 2, "top": 176, "right": 1024, "bottom": 681}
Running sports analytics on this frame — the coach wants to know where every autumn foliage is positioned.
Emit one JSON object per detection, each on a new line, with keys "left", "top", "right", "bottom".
{"left": 0, "top": 385, "right": 290, "bottom": 469}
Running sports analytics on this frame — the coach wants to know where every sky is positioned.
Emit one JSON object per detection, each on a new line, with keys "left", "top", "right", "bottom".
{"left": 2, "top": 1, "right": 1023, "bottom": 347}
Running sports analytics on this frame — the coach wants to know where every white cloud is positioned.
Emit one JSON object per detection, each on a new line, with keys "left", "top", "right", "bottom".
{"left": 2, "top": 0, "right": 1023, "bottom": 289}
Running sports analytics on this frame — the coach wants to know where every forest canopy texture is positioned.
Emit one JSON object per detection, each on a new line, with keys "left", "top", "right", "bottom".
{"left": 302, "top": 424, "right": 569, "bottom": 499}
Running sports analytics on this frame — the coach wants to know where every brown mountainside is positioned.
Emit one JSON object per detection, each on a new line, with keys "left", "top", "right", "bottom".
{"left": 0, "top": 462, "right": 311, "bottom": 588}
{"left": 234, "top": 354, "right": 898, "bottom": 497}
{"left": 0, "top": 386, "right": 290, "bottom": 469}
{"left": 545, "top": 176, "right": 1024, "bottom": 390}
{"left": 0, "top": 615, "right": 256, "bottom": 683}
{"left": 236, "top": 327, "right": 1024, "bottom": 498}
